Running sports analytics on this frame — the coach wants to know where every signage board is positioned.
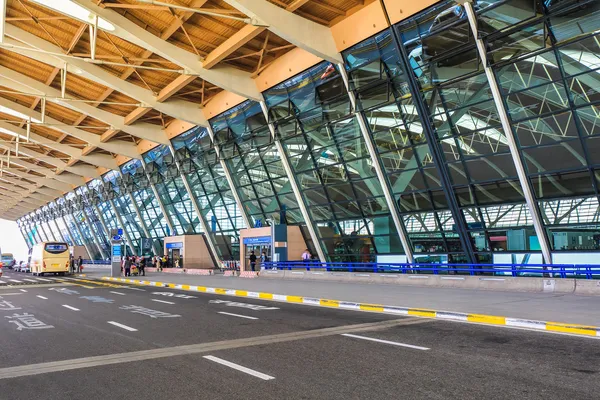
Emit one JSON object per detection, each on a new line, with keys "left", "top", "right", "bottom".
{"left": 166, "top": 242, "right": 183, "bottom": 249}
{"left": 243, "top": 236, "right": 272, "bottom": 245}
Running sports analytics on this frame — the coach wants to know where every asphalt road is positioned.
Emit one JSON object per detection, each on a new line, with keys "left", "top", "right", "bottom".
{"left": 0, "top": 275, "right": 598, "bottom": 400}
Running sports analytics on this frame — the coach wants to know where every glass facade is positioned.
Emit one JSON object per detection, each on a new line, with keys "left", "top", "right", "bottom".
{"left": 172, "top": 127, "right": 246, "bottom": 260}
{"left": 144, "top": 145, "right": 200, "bottom": 236}
{"left": 122, "top": 158, "right": 169, "bottom": 252}
{"left": 17, "top": 0, "right": 600, "bottom": 264}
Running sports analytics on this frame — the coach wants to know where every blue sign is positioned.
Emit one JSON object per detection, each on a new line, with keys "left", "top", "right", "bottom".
{"left": 243, "top": 236, "right": 271, "bottom": 245}
{"left": 112, "top": 246, "right": 121, "bottom": 256}
{"left": 117, "top": 228, "right": 123, "bottom": 236}
{"left": 166, "top": 242, "right": 183, "bottom": 249}
{"left": 112, "top": 235, "right": 122, "bottom": 241}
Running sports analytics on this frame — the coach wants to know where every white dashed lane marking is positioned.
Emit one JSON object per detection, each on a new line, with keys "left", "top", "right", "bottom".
{"left": 19, "top": 289, "right": 27, "bottom": 293}
{"left": 151, "top": 299, "right": 175, "bottom": 305}
{"left": 107, "top": 321, "right": 137, "bottom": 332}
{"left": 109, "top": 291, "right": 126, "bottom": 296}
{"left": 8, "top": 280, "right": 21, "bottom": 283}
{"left": 341, "top": 334, "right": 430, "bottom": 351}
{"left": 62, "top": 305, "right": 80, "bottom": 311}
{"left": 36, "top": 295, "right": 48, "bottom": 300}
{"left": 203, "top": 356, "right": 274, "bottom": 381}
{"left": 23, "top": 279, "right": 37, "bottom": 283}
{"left": 217, "top": 312, "right": 258, "bottom": 320}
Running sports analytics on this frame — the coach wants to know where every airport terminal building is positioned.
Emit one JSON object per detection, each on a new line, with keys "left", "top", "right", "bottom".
{"left": 10, "top": 0, "right": 600, "bottom": 266}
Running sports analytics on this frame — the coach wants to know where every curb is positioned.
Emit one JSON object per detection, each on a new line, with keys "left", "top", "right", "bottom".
{"left": 101, "top": 276, "right": 600, "bottom": 338}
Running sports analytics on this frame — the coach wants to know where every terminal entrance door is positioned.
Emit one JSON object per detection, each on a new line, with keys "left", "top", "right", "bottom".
{"left": 245, "top": 244, "right": 271, "bottom": 270}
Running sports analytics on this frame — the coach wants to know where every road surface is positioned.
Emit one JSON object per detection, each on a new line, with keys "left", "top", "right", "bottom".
{"left": 0, "top": 274, "right": 597, "bottom": 399}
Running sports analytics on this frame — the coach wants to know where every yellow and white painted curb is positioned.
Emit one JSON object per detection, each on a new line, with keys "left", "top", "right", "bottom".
{"left": 102, "top": 276, "right": 600, "bottom": 338}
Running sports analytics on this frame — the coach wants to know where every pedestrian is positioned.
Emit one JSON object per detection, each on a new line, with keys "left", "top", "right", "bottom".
{"left": 178, "top": 256, "right": 184, "bottom": 269}
{"left": 249, "top": 251, "right": 257, "bottom": 272}
{"left": 139, "top": 256, "right": 146, "bottom": 276}
{"left": 260, "top": 251, "right": 268, "bottom": 269}
{"left": 302, "top": 249, "right": 311, "bottom": 267}
{"left": 158, "top": 256, "right": 163, "bottom": 272}
{"left": 77, "top": 256, "right": 83, "bottom": 274}
{"left": 124, "top": 256, "right": 131, "bottom": 277}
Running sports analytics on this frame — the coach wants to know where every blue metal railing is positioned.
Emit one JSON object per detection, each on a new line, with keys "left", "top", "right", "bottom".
{"left": 262, "top": 261, "right": 600, "bottom": 279}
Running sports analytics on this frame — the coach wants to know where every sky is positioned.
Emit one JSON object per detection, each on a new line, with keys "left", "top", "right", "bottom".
{"left": 0, "top": 219, "right": 29, "bottom": 262}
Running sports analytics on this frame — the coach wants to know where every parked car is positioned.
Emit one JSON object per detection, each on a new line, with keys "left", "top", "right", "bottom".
{"left": 20, "top": 262, "right": 31, "bottom": 273}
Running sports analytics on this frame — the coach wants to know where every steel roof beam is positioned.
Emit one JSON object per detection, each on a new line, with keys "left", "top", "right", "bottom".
{"left": 5, "top": 27, "right": 207, "bottom": 127}
{"left": 0, "top": 142, "right": 92, "bottom": 183}
{"left": 0, "top": 96, "right": 140, "bottom": 160}
{"left": 68, "top": 0, "right": 262, "bottom": 101}
{"left": 223, "top": 0, "right": 342, "bottom": 63}
{"left": 0, "top": 67, "right": 168, "bottom": 144}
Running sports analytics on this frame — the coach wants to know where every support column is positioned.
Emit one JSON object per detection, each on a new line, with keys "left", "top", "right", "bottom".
{"left": 45, "top": 220, "right": 58, "bottom": 242}
{"left": 206, "top": 125, "right": 252, "bottom": 229}
{"left": 258, "top": 100, "right": 327, "bottom": 263}
{"left": 18, "top": 223, "right": 31, "bottom": 249}
{"left": 92, "top": 204, "right": 119, "bottom": 259}
{"left": 52, "top": 219, "right": 68, "bottom": 243}
{"left": 33, "top": 221, "right": 44, "bottom": 244}
{"left": 89, "top": 207, "right": 110, "bottom": 260}
{"left": 65, "top": 215, "right": 94, "bottom": 261}
{"left": 118, "top": 170, "right": 159, "bottom": 255}
{"left": 74, "top": 212, "right": 105, "bottom": 260}
{"left": 384, "top": 21, "right": 477, "bottom": 264}
{"left": 125, "top": 184, "right": 159, "bottom": 255}
{"left": 168, "top": 143, "right": 221, "bottom": 263}
{"left": 38, "top": 220, "right": 51, "bottom": 241}
{"left": 108, "top": 199, "right": 137, "bottom": 256}
{"left": 337, "top": 66, "right": 415, "bottom": 263}
{"left": 140, "top": 158, "right": 176, "bottom": 237}
{"left": 462, "top": 0, "right": 552, "bottom": 264}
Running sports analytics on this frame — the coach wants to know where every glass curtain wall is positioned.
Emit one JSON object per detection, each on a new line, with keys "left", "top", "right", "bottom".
{"left": 103, "top": 170, "right": 147, "bottom": 253}
{"left": 265, "top": 62, "right": 404, "bottom": 261}
{"left": 66, "top": 192, "right": 101, "bottom": 259}
{"left": 210, "top": 100, "right": 298, "bottom": 225}
{"left": 56, "top": 197, "right": 79, "bottom": 246}
{"left": 172, "top": 126, "right": 245, "bottom": 260}
{"left": 88, "top": 178, "right": 126, "bottom": 253}
{"left": 392, "top": 1, "right": 535, "bottom": 261}
{"left": 144, "top": 145, "right": 200, "bottom": 235}
{"left": 75, "top": 185, "right": 110, "bottom": 257}
{"left": 473, "top": 0, "right": 600, "bottom": 252}
{"left": 122, "top": 158, "right": 168, "bottom": 253}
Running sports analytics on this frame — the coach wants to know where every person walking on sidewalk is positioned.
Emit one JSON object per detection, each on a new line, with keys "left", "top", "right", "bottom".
{"left": 124, "top": 257, "right": 132, "bottom": 277}
{"left": 139, "top": 256, "right": 146, "bottom": 277}
{"left": 249, "top": 251, "right": 257, "bottom": 272}
{"left": 77, "top": 256, "right": 83, "bottom": 274}
{"left": 178, "top": 256, "right": 184, "bottom": 269}
{"left": 302, "top": 249, "right": 311, "bottom": 268}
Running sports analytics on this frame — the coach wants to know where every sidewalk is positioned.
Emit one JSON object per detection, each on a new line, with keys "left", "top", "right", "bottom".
{"left": 92, "top": 270, "right": 600, "bottom": 326}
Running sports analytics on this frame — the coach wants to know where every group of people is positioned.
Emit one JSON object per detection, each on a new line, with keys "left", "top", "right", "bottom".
{"left": 150, "top": 255, "right": 183, "bottom": 271}
{"left": 70, "top": 255, "right": 84, "bottom": 274}
{"left": 248, "top": 250, "right": 269, "bottom": 271}
{"left": 121, "top": 256, "right": 147, "bottom": 277}
{"left": 120, "top": 255, "right": 185, "bottom": 276}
